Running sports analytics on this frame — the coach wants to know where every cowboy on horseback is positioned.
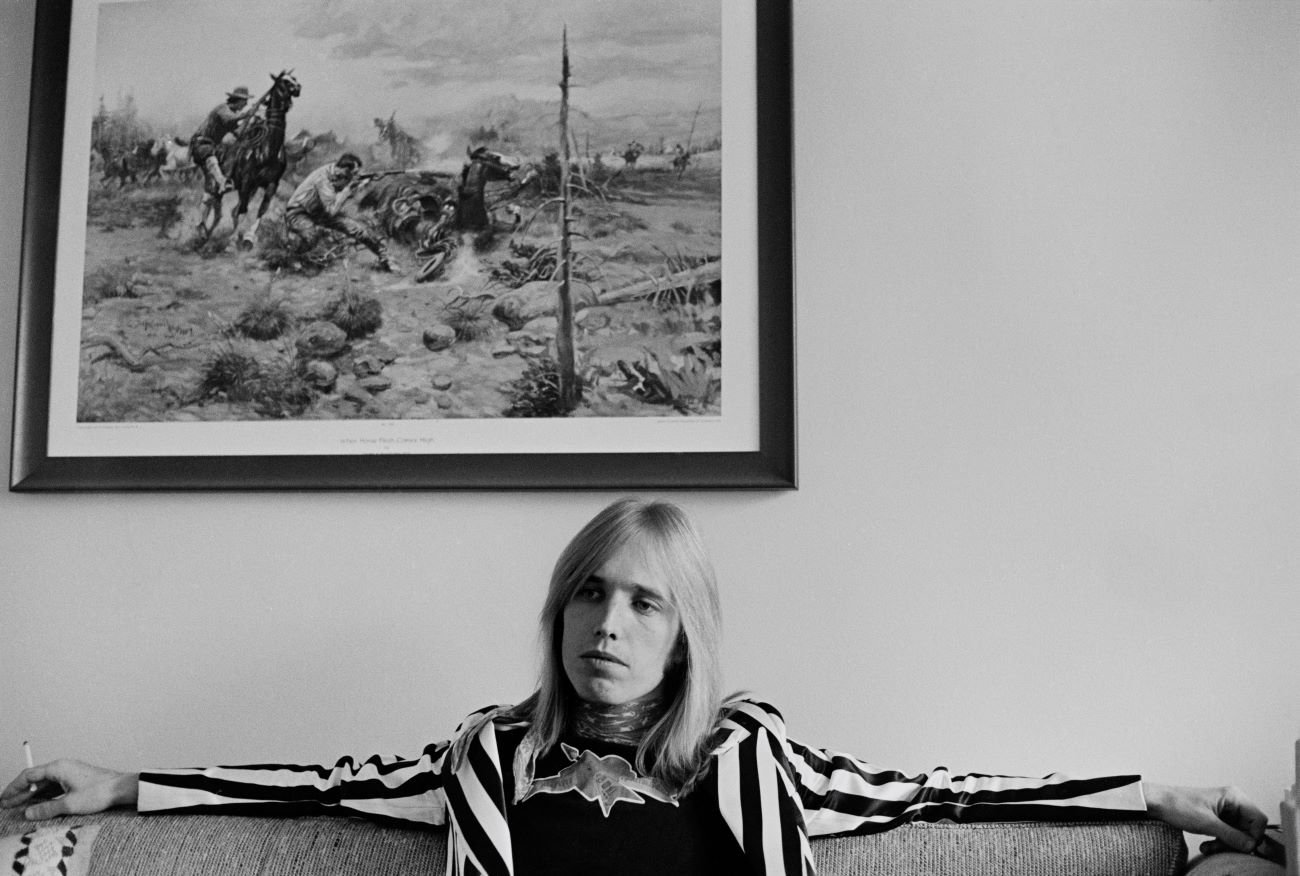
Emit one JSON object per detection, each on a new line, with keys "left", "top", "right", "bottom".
{"left": 191, "top": 85, "right": 259, "bottom": 197}
{"left": 283, "top": 152, "right": 395, "bottom": 272}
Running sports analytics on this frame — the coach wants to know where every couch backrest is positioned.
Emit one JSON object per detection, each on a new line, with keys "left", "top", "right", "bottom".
{"left": 0, "top": 808, "right": 1186, "bottom": 876}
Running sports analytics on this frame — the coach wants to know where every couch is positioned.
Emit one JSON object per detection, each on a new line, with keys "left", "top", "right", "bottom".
{"left": 0, "top": 806, "right": 1187, "bottom": 875}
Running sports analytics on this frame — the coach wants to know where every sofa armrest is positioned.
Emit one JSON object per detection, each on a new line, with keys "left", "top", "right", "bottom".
{"left": 811, "top": 820, "right": 1188, "bottom": 876}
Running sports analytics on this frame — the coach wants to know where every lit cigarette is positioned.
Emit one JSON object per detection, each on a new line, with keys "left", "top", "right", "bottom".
{"left": 22, "top": 741, "right": 36, "bottom": 792}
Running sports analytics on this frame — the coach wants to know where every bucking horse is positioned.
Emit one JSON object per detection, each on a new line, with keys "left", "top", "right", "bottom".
{"left": 196, "top": 70, "right": 301, "bottom": 246}
{"left": 456, "top": 145, "right": 531, "bottom": 232}
{"left": 347, "top": 145, "right": 536, "bottom": 282}
{"left": 413, "top": 146, "right": 536, "bottom": 281}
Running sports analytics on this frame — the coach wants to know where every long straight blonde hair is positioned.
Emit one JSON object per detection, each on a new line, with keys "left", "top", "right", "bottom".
{"left": 513, "top": 498, "right": 725, "bottom": 791}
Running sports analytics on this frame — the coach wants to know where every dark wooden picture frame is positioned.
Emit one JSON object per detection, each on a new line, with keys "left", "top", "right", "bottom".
{"left": 10, "top": 1, "right": 794, "bottom": 491}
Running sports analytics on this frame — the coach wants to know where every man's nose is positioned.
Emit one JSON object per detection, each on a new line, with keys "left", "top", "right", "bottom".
{"left": 594, "top": 598, "right": 629, "bottom": 639}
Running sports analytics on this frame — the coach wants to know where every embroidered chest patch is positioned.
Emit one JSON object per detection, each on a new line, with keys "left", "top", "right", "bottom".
{"left": 520, "top": 743, "right": 679, "bottom": 817}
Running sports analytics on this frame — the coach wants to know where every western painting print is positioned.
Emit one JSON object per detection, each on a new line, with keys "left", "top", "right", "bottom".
{"left": 36, "top": 0, "right": 768, "bottom": 466}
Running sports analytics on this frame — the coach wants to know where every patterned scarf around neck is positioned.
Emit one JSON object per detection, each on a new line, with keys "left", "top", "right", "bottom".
{"left": 571, "top": 688, "right": 669, "bottom": 745}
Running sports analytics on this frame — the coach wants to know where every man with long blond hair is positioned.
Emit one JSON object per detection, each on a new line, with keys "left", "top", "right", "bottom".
{"left": 0, "top": 499, "right": 1274, "bottom": 874}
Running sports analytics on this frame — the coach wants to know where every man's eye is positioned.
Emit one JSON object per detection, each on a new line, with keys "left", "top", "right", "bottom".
{"left": 633, "top": 599, "right": 658, "bottom": 614}
{"left": 575, "top": 586, "right": 602, "bottom": 601}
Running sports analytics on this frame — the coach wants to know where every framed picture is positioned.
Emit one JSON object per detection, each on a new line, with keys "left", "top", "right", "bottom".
{"left": 10, "top": 0, "right": 794, "bottom": 491}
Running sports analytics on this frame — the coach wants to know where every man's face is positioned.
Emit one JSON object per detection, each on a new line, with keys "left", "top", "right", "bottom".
{"left": 560, "top": 543, "right": 682, "bottom": 705}
{"left": 333, "top": 164, "right": 357, "bottom": 185}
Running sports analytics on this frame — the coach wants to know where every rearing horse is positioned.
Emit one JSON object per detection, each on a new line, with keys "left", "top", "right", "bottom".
{"left": 197, "top": 70, "right": 301, "bottom": 246}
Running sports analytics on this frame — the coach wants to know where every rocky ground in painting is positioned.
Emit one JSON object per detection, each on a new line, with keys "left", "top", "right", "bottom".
{"left": 75, "top": 152, "right": 722, "bottom": 423}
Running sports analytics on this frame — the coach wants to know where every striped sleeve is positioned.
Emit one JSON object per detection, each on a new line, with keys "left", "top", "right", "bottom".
{"left": 785, "top": 737, "right": 1149, "bottom": 838}
{"left": 444, "top": 714, "right": 514, "bottom": 876}
{"left": 715, "top": 701, "right": 817, "bottom": 875}
{"left": 136, "top": 740, "right": 453, "bottom": 827}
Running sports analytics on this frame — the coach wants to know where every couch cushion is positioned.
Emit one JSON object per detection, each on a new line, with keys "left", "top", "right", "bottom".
{"left": 1183, "top": 851, "right": 1284, "bottom": 876}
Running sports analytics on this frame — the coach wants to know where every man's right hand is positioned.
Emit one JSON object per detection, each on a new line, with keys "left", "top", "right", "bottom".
{"left": 0, "top": 759, "right": 138, "bottom": 820}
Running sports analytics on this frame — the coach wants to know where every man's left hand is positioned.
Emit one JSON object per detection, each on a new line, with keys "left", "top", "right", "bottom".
{"left": 1144, "top": 782, "right": 1269, "bottom": 854}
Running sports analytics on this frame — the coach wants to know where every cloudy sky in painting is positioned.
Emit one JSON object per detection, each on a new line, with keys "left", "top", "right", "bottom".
{"left": 93, "top": 0, "right": 720, "bottom": 144}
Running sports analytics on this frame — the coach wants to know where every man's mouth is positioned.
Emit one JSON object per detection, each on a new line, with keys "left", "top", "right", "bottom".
{"left": 581, "top": 651, "right": 627, "bottom": 667}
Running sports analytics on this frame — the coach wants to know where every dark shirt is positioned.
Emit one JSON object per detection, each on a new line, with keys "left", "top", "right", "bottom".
{"left": 504, "top": 731, "right": 745, "bottom": 876}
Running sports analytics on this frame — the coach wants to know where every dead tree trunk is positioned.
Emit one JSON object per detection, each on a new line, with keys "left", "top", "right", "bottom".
{"left": 595, "top": 261, "right": 722, "bottom": 306}
{"left": 554, "top": 29, "right": 579, "bottom": 413}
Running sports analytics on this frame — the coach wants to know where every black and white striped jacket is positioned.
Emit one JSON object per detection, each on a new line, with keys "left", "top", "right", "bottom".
{"left": 138, "top": 699, "right": 1148, "bottom": 875}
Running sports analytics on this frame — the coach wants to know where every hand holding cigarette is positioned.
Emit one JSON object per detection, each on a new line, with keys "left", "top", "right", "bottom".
{"left": 0, "top": 747, "right": 139, "bottom": 820}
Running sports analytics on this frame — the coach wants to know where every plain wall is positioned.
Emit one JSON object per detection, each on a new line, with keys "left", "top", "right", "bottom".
{"left": 2, "top": 0, "right": 1298, "bottom": 842}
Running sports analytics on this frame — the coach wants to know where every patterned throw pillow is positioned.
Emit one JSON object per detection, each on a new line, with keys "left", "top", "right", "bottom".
{"left": 0, "top": 824, "right": 100, "bottom": 876}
